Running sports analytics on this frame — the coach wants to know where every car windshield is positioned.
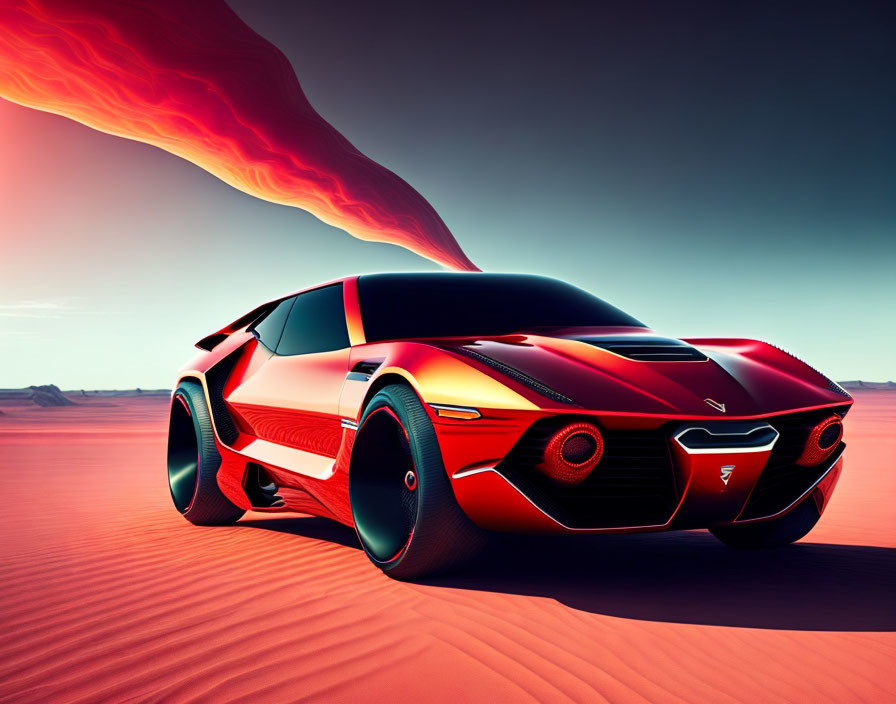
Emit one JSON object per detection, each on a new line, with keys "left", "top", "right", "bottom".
{"left": 357, "top": 273, "right": 645, "bottom": 342}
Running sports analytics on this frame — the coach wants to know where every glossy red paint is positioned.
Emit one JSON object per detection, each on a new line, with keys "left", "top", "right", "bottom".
{"left": 669, "top": 441, "right": 773, "bottom": 528}
{"left": 173, "top": 274, "right": 852, "bottom": 535}
{"left": 450, "top": 468, "right": 572, "bottom": 533}
{"left": 232, "top": 404, "right": 342, "bottom": 456}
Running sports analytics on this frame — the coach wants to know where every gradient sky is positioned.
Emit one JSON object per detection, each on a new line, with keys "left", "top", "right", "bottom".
{"left": 1, "top": 0, "right": 894, "bottom": 388}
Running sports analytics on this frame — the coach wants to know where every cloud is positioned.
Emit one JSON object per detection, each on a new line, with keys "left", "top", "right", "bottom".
{"left": 0, "top": 330, "right": 39, "bottom": 336}
{"left": 0, "top": 1, "right": 478, "bottom": 271}
{"left": 0, "top": 299, "right": 90, "bottom": 318}
{"left": 0, "top": 301, "right": 62, "bottom": 309}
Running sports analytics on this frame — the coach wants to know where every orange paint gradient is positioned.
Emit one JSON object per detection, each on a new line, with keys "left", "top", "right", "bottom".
{"left": 0, "top": 0, "right": 477, "bottom": 270}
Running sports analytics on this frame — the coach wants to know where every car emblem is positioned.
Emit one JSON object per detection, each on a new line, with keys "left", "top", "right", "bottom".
{"left": 704, "top": 398, "right": 726, "bottom": 412}
{"left": 720, "top": 465, "right": 734, "bottom": 485}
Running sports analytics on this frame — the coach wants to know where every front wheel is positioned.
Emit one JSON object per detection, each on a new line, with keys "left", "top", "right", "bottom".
{"left": 167, "top": 380, "right": 244, "bottom": 526}
{"left": 349, "top": 384, "right": 485, "bottom": 579}
{"left": 709, "top": 497, "right": 821, "bottom": 549}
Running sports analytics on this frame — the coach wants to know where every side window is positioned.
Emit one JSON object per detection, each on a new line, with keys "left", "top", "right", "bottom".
{"left": 252, "top": 297, "right": 295, "bottom": 351}
{"left": 276, "top": 284, "right": 349, "bottom": 356}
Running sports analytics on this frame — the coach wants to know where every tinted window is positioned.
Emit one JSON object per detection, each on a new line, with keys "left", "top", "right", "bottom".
{"left": 276, "top": 284, "right": 350, "bottom": 355}
{"left": 252, "top": 297, "right": 294, "bottom": 350}
{"left": 358, "top": 273, "right": 644, "bottom": 341}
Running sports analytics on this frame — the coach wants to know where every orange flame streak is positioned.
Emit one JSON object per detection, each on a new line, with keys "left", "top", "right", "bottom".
{"left": 0, "top": 0, "right": 478, "bottom": 271}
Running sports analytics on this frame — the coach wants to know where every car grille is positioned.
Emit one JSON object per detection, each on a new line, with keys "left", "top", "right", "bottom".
{"left": 738, "top": 406, "right": 849, "bottom": 521}
{"left": 497, "top": 417, "right": 680, "bottom": 529}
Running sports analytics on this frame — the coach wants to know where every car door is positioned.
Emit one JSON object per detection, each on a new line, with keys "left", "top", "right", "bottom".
{"left": 225, "top": 283, "right": 351, "bottom": 477}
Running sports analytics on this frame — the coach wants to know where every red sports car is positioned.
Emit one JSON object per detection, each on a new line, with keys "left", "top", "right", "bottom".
{"left": 167, "top": 273, "right": 851, "bottom": 578}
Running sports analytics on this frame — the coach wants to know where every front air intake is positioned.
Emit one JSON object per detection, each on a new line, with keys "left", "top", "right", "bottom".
{"left": 738, "top": 407, "right": 848, "bottom": 521}
{"left": 496, "top": 417, "right": 679, "bottom": 529}
{"left": 580, "top": 336, "right": 708, "bottom": 362}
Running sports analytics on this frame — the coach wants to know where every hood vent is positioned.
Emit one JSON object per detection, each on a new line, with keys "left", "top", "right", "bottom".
{"left": 580, "top": 336, "right": 708, "bottom": 362}
{"left": 456, "top": 347, "right": 576, "bottom": 405}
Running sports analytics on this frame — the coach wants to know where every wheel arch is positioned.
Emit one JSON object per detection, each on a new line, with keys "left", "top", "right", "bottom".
{"left": 172, "top": 372, "right": 228, "bottom": 444}
{"left": 173, "top": 372, "right": 210, "bottom": 409}
{"left": 359, "top": 370, "right": 422, "bottom": 416}
{"left": 175, "top": 372, "right": 206, "bottom": 390}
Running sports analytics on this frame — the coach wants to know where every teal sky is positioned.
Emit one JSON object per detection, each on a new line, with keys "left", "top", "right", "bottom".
{"left": 1, "top": 1, "right": 894, "bottom": 388}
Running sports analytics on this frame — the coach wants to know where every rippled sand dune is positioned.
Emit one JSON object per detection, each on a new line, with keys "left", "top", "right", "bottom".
{"left": 1, "top": 393, "right": 893, "bottom": 703}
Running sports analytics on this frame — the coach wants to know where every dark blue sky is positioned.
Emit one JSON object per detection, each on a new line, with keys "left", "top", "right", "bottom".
{"left": 232, "top": 0, "right": 895, "bottom": 376}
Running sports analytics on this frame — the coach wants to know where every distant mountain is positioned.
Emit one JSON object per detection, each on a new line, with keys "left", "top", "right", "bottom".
{"left": 838, "top": 381, "right": 896, "bottom": 391}
{"left": 0, "top": 385, "right": 170, "bottom": 408}
{"left": 0, "top": 384, "right": 76, "bottom": 407}
{"left": 70, "top": 389, "right": 170, "bottom": 397}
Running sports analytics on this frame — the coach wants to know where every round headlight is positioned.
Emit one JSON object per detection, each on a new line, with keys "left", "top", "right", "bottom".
{"left": 797, "top": 416, "right": 843, "bottom": 467}
{"left": 537, "top": 422, "right": 603, "bottom": 486}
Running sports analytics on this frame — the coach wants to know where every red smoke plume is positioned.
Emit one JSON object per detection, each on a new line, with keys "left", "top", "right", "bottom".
{"left": 0, "top": 0, "right": 478, "bottom": 271}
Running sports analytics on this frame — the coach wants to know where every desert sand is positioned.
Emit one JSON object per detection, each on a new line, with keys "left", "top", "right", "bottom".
{"left": 0, "top": 392, "right": 893, "bottom": 703}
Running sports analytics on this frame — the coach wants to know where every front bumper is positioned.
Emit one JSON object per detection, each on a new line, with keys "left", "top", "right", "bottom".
{"left": 442, "top": 407, "right": 847, "bottom": 534}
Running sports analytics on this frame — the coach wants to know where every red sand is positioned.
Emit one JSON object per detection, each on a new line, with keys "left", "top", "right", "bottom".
{"left": 1, "top": 393, "right": 893, "bottom": 703}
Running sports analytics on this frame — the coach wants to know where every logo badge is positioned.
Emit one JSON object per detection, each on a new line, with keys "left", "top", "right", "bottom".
{"left": 720, "top": 465, "right": 734, "bottom": 485}
{"left": 705, "top": 398, "right": 726, "bottom": 412}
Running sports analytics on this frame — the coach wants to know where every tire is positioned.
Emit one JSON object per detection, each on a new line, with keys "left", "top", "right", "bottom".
{"left": 349, "top": 383, "right": 485, "bottom": 579}
{"left": 167, "top": 380, "right": 244, "bottom": 526}
{"left": 709, "top": 497, "right": 821, "bottom": 549}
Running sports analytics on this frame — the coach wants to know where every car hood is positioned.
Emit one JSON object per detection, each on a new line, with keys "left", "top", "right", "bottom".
{"left": 446, "top": 331, "right": 850, "bottom": 417}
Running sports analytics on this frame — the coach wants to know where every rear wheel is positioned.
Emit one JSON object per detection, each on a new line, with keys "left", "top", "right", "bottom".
{"left": 167, "top": 380, "right": 244, "bottom": 525}
{"left": 349, "top": 384, "right": 484, "bottom": 579}
{"left": 710, "top": 497, "right": 821, "bottom": 549}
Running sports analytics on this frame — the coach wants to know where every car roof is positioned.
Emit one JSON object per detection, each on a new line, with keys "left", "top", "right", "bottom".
{"left": 357, "top": 272, "right": 561, "bottom": 285}
{"left": 270, "top": 272, "right": 568, "bottom": 305}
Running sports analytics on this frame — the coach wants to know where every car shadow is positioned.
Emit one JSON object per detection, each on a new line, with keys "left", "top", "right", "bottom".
{"left": 424, "top": 531, "right": 896, "bottom": 631}
{"left": 238, "top": 515, "right": 894, "bottom": 632}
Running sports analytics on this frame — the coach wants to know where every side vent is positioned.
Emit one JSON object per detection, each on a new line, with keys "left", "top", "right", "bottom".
{"left": 243, "top": 463, "right": 284, "bottom": 508}
{"left": 582, "top": 337, "right": 707, "bottom": 362}
{"left": 347, "top": 359, "right": 384, "bottom": 382}
{"left": 204, "top": 345, "right": 244, "bottom": 445}
{"left": 456, "top": 347, "right": 576, "bottom": 405}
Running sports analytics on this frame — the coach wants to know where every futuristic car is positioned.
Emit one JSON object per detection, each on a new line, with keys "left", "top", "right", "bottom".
{"left": 167, "top": 273, "right": 852, "bottom": 578}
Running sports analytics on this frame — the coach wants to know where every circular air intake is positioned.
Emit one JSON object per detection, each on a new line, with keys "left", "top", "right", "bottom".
{"left": 537, "top": 422, "right": 603, "bottom": 486}
{"left": 796, "top": 416, "right": 843, "bottom": 467}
